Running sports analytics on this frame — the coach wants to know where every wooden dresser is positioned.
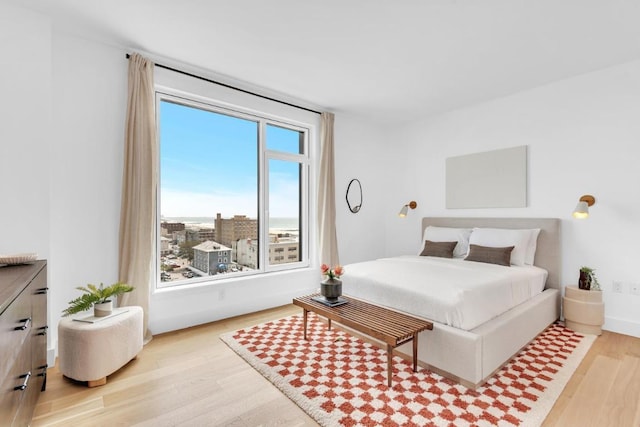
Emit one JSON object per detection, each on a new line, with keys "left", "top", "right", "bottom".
{"left": 0, "top": 261, "right": 48, "bottom": 426}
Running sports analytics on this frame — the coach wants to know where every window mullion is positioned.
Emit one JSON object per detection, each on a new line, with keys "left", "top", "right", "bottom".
{"left": 258, "top": 120, "right": 268, "bottom": 272}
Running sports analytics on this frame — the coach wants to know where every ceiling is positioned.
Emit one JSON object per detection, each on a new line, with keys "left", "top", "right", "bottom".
{"left": 9, "top": 0, "right": 640, "bottom": 124}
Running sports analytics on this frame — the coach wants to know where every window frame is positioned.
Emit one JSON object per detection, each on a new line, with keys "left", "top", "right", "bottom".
{"left": 154, "top": 89, "right": 312, "bottom": 289}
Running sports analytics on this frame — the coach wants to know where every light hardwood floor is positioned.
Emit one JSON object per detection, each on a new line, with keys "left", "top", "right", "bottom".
{"left": 33, "top": 304, "right": 640, "bottom": 426}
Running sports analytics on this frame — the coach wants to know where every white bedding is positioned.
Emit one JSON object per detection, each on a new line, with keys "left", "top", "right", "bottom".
{"left": 342, "top": 255, "right": 548, "bottom": 330}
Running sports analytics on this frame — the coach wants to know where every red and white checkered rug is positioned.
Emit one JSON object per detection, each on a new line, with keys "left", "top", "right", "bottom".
{"left": 221, "top": 315, "right": 594, "bottom": 427}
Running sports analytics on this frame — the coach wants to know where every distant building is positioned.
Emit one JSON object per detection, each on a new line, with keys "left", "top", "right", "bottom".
{"left": 198, "top": 228, "right": 215, "bottom": 241}
{"left": 185, "top": 229, "right": 200, "bottom": 242}
{"left": 160, "top": 236, "right": 171, "bottom": 255}
{"left": 234, "top": 238, "right": 258, "bottom": 269}
{"left": 161, "top": 222, "right": 185, "bottom": 236}
{"left": 185, "top": 228, "right": 215, "bottom": 242}
{"left": 269, "top": 234, "right": 299, "bottom": 265}
{"left": 192, "top": 240, "right": 232, "bottom": 275}
{"left": 215, "top": 213, "right": 257, "bottom": 248}
{"left": 173, "top": 230, "right": 186, "bottom": 244}
{"left": 234, "top": 234, "right": 299, "bottom": 268}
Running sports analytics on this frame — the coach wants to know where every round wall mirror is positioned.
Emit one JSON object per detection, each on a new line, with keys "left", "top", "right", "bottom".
{"left": 346, "top": 179, "right": 362, "bottom": 213}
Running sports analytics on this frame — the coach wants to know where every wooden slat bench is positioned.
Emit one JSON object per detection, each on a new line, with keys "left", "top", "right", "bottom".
{"left": 293, "top": 294, "right": 433, "bottom": 387}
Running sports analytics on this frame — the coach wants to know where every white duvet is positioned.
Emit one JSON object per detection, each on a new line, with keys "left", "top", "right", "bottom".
{"left": 341, "top": 256, "right": 548, "bottom": 331}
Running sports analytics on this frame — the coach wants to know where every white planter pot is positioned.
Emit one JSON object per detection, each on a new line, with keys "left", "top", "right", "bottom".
{"left": 94, "top": 300, "right": 113, "bottom": 317}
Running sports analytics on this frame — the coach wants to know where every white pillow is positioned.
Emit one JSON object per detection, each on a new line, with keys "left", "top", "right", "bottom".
{"left": 524, "top": 229, "right": 541, "bottom": 265}
{"left": 422, "top": 226, "right": 472, "bottom": 259}
{"left": 468, "top": 228, "right": 531, "bottom": 266}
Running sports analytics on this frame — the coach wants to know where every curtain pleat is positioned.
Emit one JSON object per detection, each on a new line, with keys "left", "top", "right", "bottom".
{"left": 119, "top": 53, "right": 157, "bottom": 344}
{"left": 317, "top": 112, "right": 340, "bottom": 267}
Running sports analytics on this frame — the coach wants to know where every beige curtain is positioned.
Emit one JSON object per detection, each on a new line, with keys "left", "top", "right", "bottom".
{"left": 317, "top": 112, "right": 340, "bottom": 267}
{"left": 119, "top": 53, "right": 157, "bottom": 344}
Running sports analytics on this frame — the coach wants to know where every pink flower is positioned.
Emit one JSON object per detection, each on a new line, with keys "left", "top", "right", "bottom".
{"left": 321, "top": 264, "right": 344, "bottom": 279}
{"left": 321, "top": 264, "right": 330, "bottom": 275}
{"left": 333, "top": 266, "right": 344, "bottom": 277}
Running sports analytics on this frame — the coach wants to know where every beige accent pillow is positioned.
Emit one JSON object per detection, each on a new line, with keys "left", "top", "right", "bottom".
{"left": 420, "top": 240, "right": 457, "bottom": 258}
{"left": 464, "top": 244, "right": 514, "bottom": 266}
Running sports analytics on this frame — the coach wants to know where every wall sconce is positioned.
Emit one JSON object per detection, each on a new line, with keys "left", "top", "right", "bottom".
{"left": 398, "top": 201, "right": 417, "bottom": 217}
{"left": 573, "top": 195, "right": 595, "bottom": 219}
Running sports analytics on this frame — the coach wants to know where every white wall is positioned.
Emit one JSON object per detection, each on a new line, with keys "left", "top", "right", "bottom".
{"left": 0, "top": 7, "right": 121, "bottom": 361}
{"left": 49, "top": 32, "right": 127, "bottom": 355}
{"left": 0, "top": 4, "right": 51, "bottom": 258}
{"left": 334, "top": 112, "right": 389, "bottom": 265}
{"left": 0, "top": 3, "right": 52, "bottom": 363}
{"left": 384, "top": 60, "right": 640, "bottom": 337}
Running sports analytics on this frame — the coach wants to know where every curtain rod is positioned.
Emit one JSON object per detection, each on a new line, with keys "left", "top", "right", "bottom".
{"left": 125, "top": 54, "right": 321, "bottom": 115}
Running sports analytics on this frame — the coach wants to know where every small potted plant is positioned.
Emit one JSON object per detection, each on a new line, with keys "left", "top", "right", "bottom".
{"left": 578, "top": 266, "right": 600, "bottom": 291}
{"left": 62, "top": 282, "right": 134, "bottom": 317}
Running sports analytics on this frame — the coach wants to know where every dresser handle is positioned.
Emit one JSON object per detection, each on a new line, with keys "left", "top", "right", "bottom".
{"left": 15, "top": 317, "right": 31, "bottom": 330}
{"left": 38, "top": 365, "right": 48, "bottom": 391}
{"left": 35, "top": 287, "right": 49, "bottom": 295}
{"left": 15, "top": 371, "right": 31, "bottom": 391}
{"left": 38, "top": 325, "right": 49, "bottom": 336}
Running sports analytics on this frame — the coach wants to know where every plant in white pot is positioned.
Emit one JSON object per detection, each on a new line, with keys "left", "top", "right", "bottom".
{"left": 62, "top": 282, "right": 134, "bottom": 317}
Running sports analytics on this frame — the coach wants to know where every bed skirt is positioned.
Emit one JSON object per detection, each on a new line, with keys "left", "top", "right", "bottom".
{"left": 394, "top": 288, "right": 560, "bottom": 389}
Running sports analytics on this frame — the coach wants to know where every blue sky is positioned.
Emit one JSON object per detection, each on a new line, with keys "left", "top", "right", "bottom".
{"left": 160, "top": 100, "right": 301, "bottom": 218}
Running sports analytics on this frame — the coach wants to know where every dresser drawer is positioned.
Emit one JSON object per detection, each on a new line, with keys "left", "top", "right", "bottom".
{"left": 0, "top": 289, "right": 31, "bottom": 382}
{"left": 0, "top": 341, "right": 31, "bottom": 426}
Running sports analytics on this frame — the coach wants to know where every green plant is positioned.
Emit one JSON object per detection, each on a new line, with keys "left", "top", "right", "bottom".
{"left": 579, "top": 266, "right": 601, "bottom": 291}
{"left": 62, "top": 282, "right": 134, "bottom": 316}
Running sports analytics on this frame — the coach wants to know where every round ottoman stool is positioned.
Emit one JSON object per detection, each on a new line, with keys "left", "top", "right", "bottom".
{"left": 58, "top": 306, "right": 143, "bottom": 387}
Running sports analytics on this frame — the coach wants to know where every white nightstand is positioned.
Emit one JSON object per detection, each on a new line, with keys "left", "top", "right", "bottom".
{"left": 563, "top": 285, "right": 604, "bottom": 335}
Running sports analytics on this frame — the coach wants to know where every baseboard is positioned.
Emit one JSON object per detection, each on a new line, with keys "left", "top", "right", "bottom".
{"left": 47, "top": 345, "right": 56, "bottom": 368}
{"left": 604, "top": 316, "right": 640, "bottom": 338}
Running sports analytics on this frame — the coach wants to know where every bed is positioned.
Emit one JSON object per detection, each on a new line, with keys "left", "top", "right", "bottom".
{"left": 342, "top": 217, "right": 561, "bottom": 389}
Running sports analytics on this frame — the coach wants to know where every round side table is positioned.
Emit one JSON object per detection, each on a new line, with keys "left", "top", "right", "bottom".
{"left": 563, "top": 286, "right": 604, "bottom": 335}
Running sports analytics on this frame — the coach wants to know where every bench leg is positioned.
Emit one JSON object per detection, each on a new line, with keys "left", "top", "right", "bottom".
{"left": 387, "top": 344, "right": 393, "bottom": 387}
{"left": 303, "top": 309, "right": 308, "bottom": 340}
{"left": 413, "top": 333, "right": 418, "bottom": 372}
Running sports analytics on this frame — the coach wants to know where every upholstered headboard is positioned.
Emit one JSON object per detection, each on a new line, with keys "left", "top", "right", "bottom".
{"left": 421, "top": 217, "right": 561, "bottom": 290}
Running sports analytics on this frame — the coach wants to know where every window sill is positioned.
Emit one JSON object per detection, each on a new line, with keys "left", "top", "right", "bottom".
{"left": 152, "top": 266, "right": 315, "bottom": 296}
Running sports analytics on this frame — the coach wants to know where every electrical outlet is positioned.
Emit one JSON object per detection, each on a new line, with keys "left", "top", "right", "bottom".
{"left": 612, "top": 281, "right": 623, "bottom": 293}
{"left": 630, "top": 283, "right": 640, "bottom": 295}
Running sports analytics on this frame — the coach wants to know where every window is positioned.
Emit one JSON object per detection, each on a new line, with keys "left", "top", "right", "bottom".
{"left": 156, "top": 90, "right": 311, "bottom": 288}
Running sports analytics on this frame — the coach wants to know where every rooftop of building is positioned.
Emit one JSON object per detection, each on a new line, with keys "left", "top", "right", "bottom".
{"left": 193, "top": 240, "right": 231, "bottom": 252}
